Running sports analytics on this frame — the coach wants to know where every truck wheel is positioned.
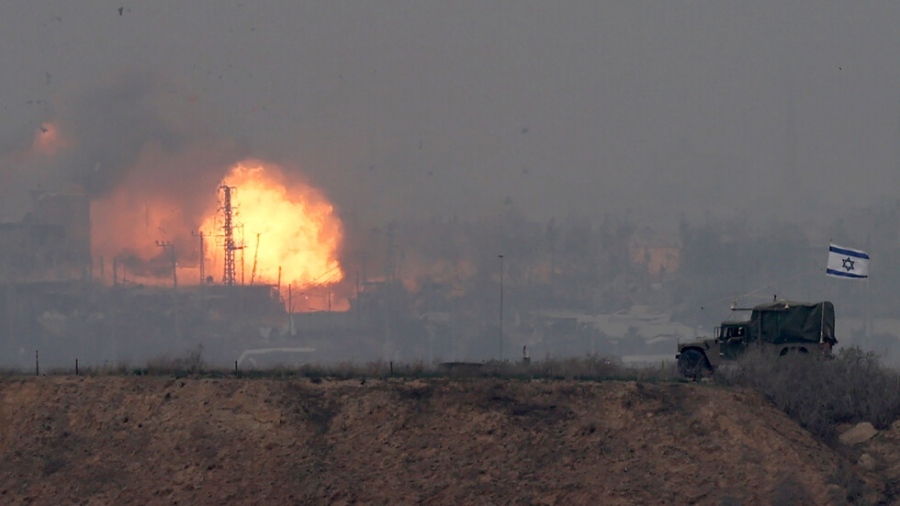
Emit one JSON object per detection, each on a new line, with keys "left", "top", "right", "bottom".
{"left": 677, "top": 349, "right": 711, "bottom": 379}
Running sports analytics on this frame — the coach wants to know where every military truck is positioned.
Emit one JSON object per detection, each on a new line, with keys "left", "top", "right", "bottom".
{"left": 676, "top": 300, "right": 837, "bottom": 378}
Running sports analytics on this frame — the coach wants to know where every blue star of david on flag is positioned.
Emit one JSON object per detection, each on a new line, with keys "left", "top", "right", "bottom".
{"left": 826, "top": 243, "right": 869, "bottom": 279}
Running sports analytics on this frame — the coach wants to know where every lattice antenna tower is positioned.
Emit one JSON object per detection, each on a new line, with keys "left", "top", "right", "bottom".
{"left": 219, "top": 185, "right": 240, "bottom": 286}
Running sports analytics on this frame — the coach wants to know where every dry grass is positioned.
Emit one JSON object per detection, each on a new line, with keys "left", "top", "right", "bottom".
{"left": 715, "top": 346, "right": 900, "bottom": 440}
{"left": 13, "top": 351, "right": 681, "bottom": 384}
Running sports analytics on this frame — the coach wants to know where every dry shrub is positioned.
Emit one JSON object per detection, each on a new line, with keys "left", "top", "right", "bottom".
{"left": 57, "top": 352, "right": 674, "bottom": 383}
{"left": 144, "top": 345, "right": 205, "bottom": 375}
{"left": 79, "top": 361, "right": 133, "bottom": 376}
{"left": 716, "top": 346, "right": 900, "bottom": 440}
{"left": 271, "top": 360, "right": 435, "bottom": 381}
{"left": 516, "top": 354, "right": 631, "bottom": 380}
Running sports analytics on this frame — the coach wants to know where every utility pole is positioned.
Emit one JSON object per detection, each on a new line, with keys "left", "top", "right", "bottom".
{"left": 192, "top": 230, "right": 206, "bottom": 283}
{"left": 155, "top": 240, "right": 177, "bottom": 288}
{"left": 499, "top": 254, "right": 504, "bottom": 362}
{"left": 218, "top": 185, "right": 243, "bottom": 286}
{"left": 250, "top": 232, "right": 261, "bottom": 285}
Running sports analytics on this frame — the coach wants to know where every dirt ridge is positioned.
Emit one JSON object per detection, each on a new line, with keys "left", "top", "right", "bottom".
{"left": 0, "top": 377, "right": 891, "bottom": 505}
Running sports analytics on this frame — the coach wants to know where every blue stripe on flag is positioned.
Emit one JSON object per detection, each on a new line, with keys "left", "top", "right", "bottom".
{"left": 829, "top": 245, "right": 869, "bottom": 260}
{"left": 826, "top": 268, "right": 867, "bottom": 279}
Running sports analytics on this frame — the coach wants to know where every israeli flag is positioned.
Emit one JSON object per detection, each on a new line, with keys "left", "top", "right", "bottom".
{"left": 826, "top": 243, "right": 869, "bottom": 279}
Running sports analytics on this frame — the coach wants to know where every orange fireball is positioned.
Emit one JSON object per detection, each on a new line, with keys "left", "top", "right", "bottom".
{"left": 200, "top": 161, "right": 344, "bottom": 289}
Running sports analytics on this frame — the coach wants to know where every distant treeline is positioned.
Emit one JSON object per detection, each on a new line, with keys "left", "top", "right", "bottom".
{"left": 344, "top": 199, "right": 900, "bottom": 333}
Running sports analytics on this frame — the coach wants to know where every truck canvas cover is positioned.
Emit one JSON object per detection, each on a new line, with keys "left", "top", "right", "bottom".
{"left": 751, "top": 300, "right": 836, "bottom": 345}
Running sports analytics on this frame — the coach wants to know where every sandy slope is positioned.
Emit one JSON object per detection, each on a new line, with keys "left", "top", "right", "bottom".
{"left": 0, "top": 376, "right": 890, "bottom": 505}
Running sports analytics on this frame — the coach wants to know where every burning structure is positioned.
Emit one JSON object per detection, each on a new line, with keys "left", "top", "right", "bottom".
{"left": 1, "top": 75, "right": 688, "bottom": 370}
{"left": 0, "top": 77, "right": 415, "bottom": 370}
{"left": 0, "top": 155, "right": 352, "bottom": 369}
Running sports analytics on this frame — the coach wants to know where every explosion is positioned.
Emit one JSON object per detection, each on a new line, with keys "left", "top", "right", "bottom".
{"left": 8, "top": 76, "right": 345, "bottom": 306}
{"left": 91, "top": 155, "right": 344, "bottom": 301}
{"left": 199, "top": 161, "right": 344, "bottom": 290}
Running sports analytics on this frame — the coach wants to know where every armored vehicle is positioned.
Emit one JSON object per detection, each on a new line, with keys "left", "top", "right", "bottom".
{"left": 676, "top": 300, "right": 837, "bottom": 378}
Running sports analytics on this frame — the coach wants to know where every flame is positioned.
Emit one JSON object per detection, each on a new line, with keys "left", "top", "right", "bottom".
{"left": 199, "top": 161, "right": 344, "bottom": 290}
{"left": 89, "top": 141, "right": 227, "bottom": 283}
{"left": 91, "top": 189, "right": 192, "bottom": 264}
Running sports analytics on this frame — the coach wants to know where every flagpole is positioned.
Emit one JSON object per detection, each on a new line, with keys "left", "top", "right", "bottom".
{"left": 826, "top": 241, "right": 871, "bottom": 342}
{"left": 866, "top": 276, "right": 872, "bottom": 340}
{"left": 824, "top": 240, "right": 829, "bottom": 301}
{"left": 865, "top": 235, "right": 872, "bottom": 340}
{"left": 820, "top": 300, "right": 825, "bottom": 343}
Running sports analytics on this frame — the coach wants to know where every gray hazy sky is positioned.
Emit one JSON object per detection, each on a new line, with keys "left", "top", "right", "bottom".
{"left": 3, "top": 1, "right": 900, "bottom": 228}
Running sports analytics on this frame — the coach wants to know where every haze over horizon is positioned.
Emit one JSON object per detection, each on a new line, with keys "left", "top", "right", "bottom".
{"left": 2, "top": 2, "right": 900, "bottom": 232}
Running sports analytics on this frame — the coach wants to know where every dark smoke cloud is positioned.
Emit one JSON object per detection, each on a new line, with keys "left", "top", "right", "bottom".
{"left": 67, "top": 71, "right": 195, "bottom": 196}
{"left": 0, "top": 70, "right": 249, "bottom": 221}
{"left": 60, "top": 70, "right": 248, "bottom": 197}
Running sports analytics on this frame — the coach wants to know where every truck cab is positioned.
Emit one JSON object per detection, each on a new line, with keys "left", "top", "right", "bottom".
{"left": 717, "top": 323, "right": 751, "bottom": 360}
